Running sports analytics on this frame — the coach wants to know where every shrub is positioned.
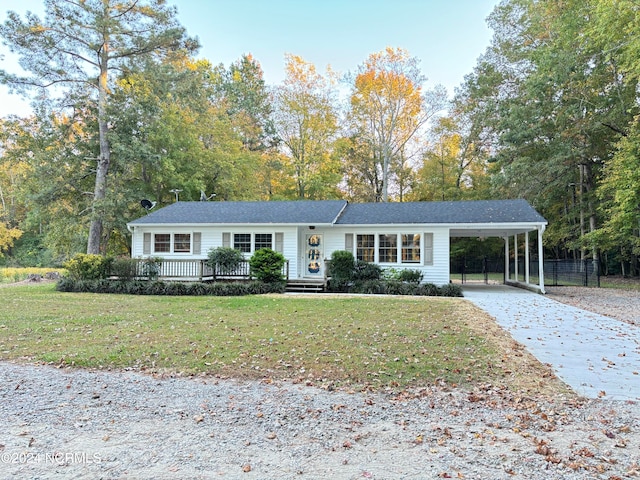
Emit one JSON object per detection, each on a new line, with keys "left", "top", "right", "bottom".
{"left": 326, "top": 278, "right": 351, "bottom": 293}
{"left": 353, "top": 260, "right": 382, "bottom": 281}
{"left": 385, "top": 280, "right": 416, "bottom": 295}
{"left": 64, "top": 254, "right": 112, "bottom": 280}
{"left": 249, "top": 248, "right": 286, "bottom": 283}
{"left": 328, "top": 250, "right": 355, "bottom": 281}
{"left": 416, "top": 283, "right": 439, "bottom": 296}
{"left": 354, "top": 279, "right": 385, "bottom": 294}
{"left": 438, "top": 283, "right": 463, "bottom": 297}
{"left": 207, "top": 247, "right": 244, "bottom": 275}
{"left": 110, "top": 257, "right": 138, "bottom": 281}
{"left": 140, "top": 257, "right": 163, "bottom": 280}
{"left": 54, "top": 278, "right": 286, "bottom": 296}
{"left": 397, "top": 269, "right": 424, "bottom": 284}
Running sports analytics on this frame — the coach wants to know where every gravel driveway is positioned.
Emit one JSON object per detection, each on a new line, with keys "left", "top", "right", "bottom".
{"left": 1, "top": 285, "right": 639, "bottom": 479}
{"left": 546, "top": 286, "right": 639, "bottom": 326}
{"left": 1, "top": 362, "right": 639, "bottom": 480}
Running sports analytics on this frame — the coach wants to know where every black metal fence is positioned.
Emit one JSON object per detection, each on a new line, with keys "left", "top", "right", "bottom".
{"left": 543, "top": 259, "right": 600, "bottom": 287}
{"left": 450, "top": 256, "right": 505, "bottom": 284}
{"left": 452, "top": 257, "right": 600, "bottom": 287}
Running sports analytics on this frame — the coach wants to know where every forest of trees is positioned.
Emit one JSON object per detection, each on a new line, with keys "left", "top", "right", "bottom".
{"left": 0, "top": 0, "right": 639, "bottom": 276}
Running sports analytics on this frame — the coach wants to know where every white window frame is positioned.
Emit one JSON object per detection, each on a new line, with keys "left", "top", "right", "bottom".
{"left": 152, "top": 233, "right": 193, "bottom": 255}
{"left": 227, "top": 232, "right": 276, "bottom": 255}
{"left": 351, "top": 232, "right": 430, "bottom": 265}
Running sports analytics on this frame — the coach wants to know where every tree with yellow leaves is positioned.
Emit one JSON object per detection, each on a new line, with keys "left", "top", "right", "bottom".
{"left": 347, "top": 47, "right": 447, "bottom": 202}
{"left": 272, "top": 54, "right": 341, "bottom": 199}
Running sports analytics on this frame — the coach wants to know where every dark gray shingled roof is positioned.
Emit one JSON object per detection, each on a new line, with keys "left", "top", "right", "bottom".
{"left": 129, "top": 200, "right": 348, "bottom": 225}
{"left": 128, "top": 199, "right": 546, "bottom": 226}
{"left": 334, "top": 199, "right": 546, "bottom": 225}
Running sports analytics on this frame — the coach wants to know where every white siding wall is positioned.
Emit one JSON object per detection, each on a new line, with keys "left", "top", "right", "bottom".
{"left": 322, "top": 226, "right": 451, "bottom": 286}
{"left": 131, "top": 224, "right": 451, "bottom": 285}
{"left": 130, "top": 225, "right": 299, "bottom": 273}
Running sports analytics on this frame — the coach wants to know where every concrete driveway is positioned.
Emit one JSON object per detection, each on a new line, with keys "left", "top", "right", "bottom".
{"left": 462, "top": 285, "right": 640, "bottom": 400}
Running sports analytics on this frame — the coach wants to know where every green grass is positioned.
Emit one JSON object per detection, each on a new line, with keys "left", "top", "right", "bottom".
{"left": 0, "top": 283, "right": 563, "bottom": 393}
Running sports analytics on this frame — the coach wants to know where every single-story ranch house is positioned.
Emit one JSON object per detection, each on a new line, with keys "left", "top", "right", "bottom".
{"left": 127, "top": 199, "right": 548, "bottom": 292}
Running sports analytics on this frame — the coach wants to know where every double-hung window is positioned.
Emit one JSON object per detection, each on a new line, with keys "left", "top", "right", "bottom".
{"left": 254, "top": 233, "right": 273, "bottom": 250}
{"left": 401, "top": 234, "right": 421, "bottom": 263}
{"left": 232, "top": 233, "right": 274, "bottom": 253}
{"left": 356, "top": 234, "right": 375, "bottom": 262}
{"left": 351, "top": 232, "right": 429, "bottom": 265}
{"left": 233, "top": 234, "right": 252, "bottom": 253}
{"left": 378, "top": 234, "right": 398, "bottom": 263}
{"left": 174, "top": 234, "right": 191, "bottom": 253}
{"left": 154, "top": 234, "right": 171, "bottom": 253}
{"left": 152, "top": 233, "right": 192, "bottom": 254}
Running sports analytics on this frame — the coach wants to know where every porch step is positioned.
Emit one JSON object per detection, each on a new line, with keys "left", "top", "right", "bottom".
{"left": 285, "top": 280, "right": 326, "bottom": 293}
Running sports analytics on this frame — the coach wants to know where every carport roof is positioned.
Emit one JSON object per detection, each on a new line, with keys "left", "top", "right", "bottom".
{"left": 335, "top": 199, "right": 545, "bottom": 224}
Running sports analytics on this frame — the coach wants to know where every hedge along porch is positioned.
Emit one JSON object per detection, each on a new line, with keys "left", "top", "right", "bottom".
{"left": 126, "top": 199, "right": 547, "bottom": 291}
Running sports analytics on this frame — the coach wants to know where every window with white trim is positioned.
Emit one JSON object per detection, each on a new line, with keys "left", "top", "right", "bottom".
{"left": 356, "top": 234, "right": 375, "bottom": 262}
{"left": 230, "top": 233, "right": 275, "bottom": 253}
{"left": 233, "top": 233, "right": 251, "bottom": 253}
{"left": 353, "top": 233, "right": 428, "bottom": 264}
{"left": 378, "top": 234, "right": 397, "bottom": 263}
{"left": 154, "top": 234, "right": 171, "bottom": 253}
{"left": 152, "top": 233, "right": 192, "bottom": 254}
{"left": 174, "top": 234, "right": 191, "bottom": 253}
{"left": 255, "top": 233, "right": 273, "bottom": 250}
{"left": 401, "top": 234, "right": 421, "bottom": 263}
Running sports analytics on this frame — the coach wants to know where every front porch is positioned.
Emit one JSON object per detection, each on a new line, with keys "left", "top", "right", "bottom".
{"left": 119, "top": 258, "right": 290, "bottom": 283}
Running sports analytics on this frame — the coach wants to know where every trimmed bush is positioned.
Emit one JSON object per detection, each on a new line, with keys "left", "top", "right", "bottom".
{"left": 416, "top": 283, "right": 439, "bottom": 296}
{"left": 353, "top": 260, "right": 382, "bottom": 281}
{"left": 327, "top": 278, "right": 351, "bottom": 293}
{"left": 207, "top": 247, "right": 244, "bottom": 275}
{"left": 249, "top": 248, "right": 286, "bottom": 283}
{"left": 385, "top": 280, "right": 416, "bottom": 296}
{"left": 64, "top": 254, "right": 112, "bottom": 280}
{"left": 397, "top": 269, "right": 424, "bottom": 284}
{"left": 110, "top": 257, "right": 138, "bottom": 281}
{"left": 328, "top": 250, "right": 355, "bottom": 281}
{"left": 355, "top": 279, "right": 385, "bottom": 294}
{"left": 438, "top": 283, "right": 463, "bottom": 297}
{"left": 55, "top": 278, "right": 286, "bottom": 296}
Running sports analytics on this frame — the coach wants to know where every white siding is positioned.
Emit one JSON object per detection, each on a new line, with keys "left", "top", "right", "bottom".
{"left": 130, "top": 224, "right": 451, "bottom": 285}
{"left": 321, "top": 226, "right": 451, "bottom": 286}
{"left": 131, "top": 225, "right": 300, "bottom": 274}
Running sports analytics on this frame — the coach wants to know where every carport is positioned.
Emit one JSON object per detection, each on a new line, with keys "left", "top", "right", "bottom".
{"left": 448, "top": 202, "right": 547, "bottom": 293}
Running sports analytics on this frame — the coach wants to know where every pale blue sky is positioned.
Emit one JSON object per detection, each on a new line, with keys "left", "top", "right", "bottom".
{"left": 0, "top": 0, "right": 498, "bottom": 116}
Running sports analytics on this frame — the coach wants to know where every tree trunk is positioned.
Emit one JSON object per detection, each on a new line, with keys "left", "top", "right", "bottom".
{"left": 87, "top": 43, "right": 111, "bottom": 254}
{"left": 381, "top": 145, "right": 390, "bottom": 202}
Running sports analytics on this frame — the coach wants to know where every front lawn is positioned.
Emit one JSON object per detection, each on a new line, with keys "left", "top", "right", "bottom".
{"left": 0, "top": 284, "right": 567, "bottom": 394}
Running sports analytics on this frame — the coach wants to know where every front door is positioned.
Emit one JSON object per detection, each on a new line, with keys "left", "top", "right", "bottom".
{"left": 305, "top": 233, "right": 324, "bottom": 277}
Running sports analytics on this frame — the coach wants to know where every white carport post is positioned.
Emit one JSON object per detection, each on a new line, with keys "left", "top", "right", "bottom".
{"left": 538, "top": 225, "right": 546, "bottom": 293}
{"left": 504, "top": 236, "right": 509, "bottom": 282}
{"left": 513, "top": 234, "right": 518, "bottom": 282}
{"left": 525, "top": 232, "right": 530, "bottom": 285}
